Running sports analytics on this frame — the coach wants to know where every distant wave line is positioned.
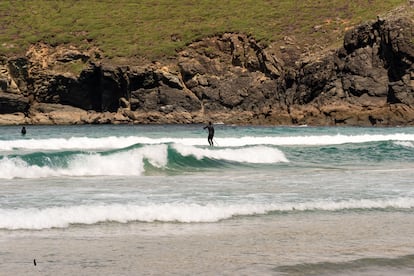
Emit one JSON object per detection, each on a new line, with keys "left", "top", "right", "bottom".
{"left": 2, "top": 133, "right": 414, "bottom": 151}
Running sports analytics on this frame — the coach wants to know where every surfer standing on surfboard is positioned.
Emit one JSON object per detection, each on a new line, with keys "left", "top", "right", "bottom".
{"left": 203, "top": 122, "right": 214, "bottom": 147}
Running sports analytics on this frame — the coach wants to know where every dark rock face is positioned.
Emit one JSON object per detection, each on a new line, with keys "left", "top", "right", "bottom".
{"left": 0, "top": 92, "right": 29, "bottom": 114}
{"left": 178, "top": 33, "right": 286, "bottom": 121}
{"left": 0, "top": 11, "right": 413, "bottom": 125}
{"left": 128, "top": 67, "right": 201, "bottom": 113}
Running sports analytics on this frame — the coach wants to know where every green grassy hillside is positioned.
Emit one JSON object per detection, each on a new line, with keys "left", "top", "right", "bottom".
{"left": 0, "top": 0, "right": 408, "bottom": 61}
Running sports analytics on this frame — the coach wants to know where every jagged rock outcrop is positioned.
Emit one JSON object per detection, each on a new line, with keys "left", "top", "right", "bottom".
{"left": 0, "top": 6, "right": 413, "bottom": 125}
{"left": 281, "top": 10, "right": 414, "bottom": 125}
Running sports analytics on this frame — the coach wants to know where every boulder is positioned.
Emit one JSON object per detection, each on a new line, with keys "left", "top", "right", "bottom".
{"left": 0, "top": 113, "right": 27, "bottom": 125}
{"left": 29, "top": 103, "right": 88, "bottom": 124}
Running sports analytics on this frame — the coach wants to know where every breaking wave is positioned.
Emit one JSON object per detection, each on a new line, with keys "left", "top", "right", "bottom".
{"left": 0, "top": 144, "right": 288, "bottom": 179}
{"left": 1, "top": 197, "right": 413, "bottom": 230}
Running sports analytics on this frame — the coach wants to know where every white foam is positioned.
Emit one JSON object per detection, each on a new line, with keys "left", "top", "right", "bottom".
{"left": 172, "top": 144, "right": 289, "bottom": 163}
{"left": 0, "top": 144, "right": 168, "bottom": 179}
{"left": 1, "top": 197, "right": 413, "bottom": 230}
{"left": 0, "top": 157, "right": 57, "bottom": 179}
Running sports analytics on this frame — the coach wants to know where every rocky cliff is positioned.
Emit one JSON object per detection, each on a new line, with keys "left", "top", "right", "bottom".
{"left": 0, "top": 6, "right": 413, "bottom": 126}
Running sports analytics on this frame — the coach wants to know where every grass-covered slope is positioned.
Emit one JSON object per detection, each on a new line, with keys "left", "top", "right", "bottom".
{"left": 0, "top": 0, "right": 408, "bottom": 60}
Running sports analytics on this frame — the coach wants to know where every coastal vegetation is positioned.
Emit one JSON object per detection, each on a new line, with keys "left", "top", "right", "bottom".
{"left": 0, "top": 0, "right": 408, "bottom": 60}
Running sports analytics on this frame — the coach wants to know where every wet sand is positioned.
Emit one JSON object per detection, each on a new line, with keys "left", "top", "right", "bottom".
{"left": 1, "top": 212, "right": 414, "bottom": 275}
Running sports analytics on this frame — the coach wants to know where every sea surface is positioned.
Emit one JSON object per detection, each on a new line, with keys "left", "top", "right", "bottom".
{"left": 1, "top": 124, "right": 414, "bottom": 275}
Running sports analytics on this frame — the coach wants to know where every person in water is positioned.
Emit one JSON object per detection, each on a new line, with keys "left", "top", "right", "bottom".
{"left": 21, "top": 126, "right": 26, "bottom": 135}
{"left": 203, "top": 122, "right": 214, "bottom": 146}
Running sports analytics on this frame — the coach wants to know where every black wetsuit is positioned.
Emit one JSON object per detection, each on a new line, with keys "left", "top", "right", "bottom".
{"left": 204, "top": 124, "right": 214, "bottom": 146}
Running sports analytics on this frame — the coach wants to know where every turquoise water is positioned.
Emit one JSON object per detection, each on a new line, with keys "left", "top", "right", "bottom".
{"left": 1, "top": 125, "right": 414, "bottom": 275}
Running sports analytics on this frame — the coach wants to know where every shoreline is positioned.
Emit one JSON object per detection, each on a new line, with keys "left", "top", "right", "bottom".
{"left": 2, "top": 212, "right": 414, "bottom": 275}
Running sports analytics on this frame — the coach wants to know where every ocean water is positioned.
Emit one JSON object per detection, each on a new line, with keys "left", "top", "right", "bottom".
{"left": 1, "top": 124, "right": 414, "bottom": 275}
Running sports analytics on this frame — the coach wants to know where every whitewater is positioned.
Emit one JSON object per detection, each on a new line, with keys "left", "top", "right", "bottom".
{"left": 1, "top": 124, "right": 414, "bottom": 275}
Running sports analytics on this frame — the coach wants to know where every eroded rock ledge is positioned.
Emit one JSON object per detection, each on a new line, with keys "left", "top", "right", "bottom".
{"left": 0, "top": 8, "right": 413, "bottom": 126}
